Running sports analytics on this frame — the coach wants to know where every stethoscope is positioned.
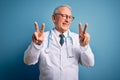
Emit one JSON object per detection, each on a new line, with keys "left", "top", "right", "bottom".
{"left": 45, "top": 28, "right": 74, "bottom": 58}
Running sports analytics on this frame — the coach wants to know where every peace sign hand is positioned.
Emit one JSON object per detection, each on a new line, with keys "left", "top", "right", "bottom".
{"left": 32, "top": 22, "right": 45, "bottom": 45}
{"left": 79, "top": 23, "right": 90, "bottom": 46}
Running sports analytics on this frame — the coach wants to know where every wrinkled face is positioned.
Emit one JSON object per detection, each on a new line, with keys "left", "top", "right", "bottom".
{"left": 52, "top": 7, "right": 74, "bottom": 33}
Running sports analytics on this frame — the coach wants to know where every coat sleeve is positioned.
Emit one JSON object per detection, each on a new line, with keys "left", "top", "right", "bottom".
{"left": 72, "top": 32, "right": 95, "bottom": 67}
{"left": 24, "top": 42, "right": 43, "bottom": 65}
{"left": 79, "top": 44, "right": 95, "bottom": 67}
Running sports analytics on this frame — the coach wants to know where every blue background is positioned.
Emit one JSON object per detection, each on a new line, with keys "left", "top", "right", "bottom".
{"left": 0, "top": 0, "right": 120, "bottom": 80}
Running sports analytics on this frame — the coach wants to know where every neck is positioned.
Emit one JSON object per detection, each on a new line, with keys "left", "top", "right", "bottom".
{"left": 55, "top": 27, "right": 65, "bottom": 33}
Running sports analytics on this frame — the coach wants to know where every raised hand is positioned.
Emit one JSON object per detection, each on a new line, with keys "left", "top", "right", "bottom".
{"left": 79, "top": 23, "right": 90, "bottom": 46}
{"left": 32, "top": 21, "right": 45, "bottom": 45}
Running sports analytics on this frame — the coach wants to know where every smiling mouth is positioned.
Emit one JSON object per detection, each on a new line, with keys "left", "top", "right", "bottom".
{"left": 62, "top": 23, "right": 69, "bottom": 25}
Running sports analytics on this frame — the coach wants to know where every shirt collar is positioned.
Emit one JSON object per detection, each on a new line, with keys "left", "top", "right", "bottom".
{"left": 53, "top": 28, "right": 68, "bottom": 38}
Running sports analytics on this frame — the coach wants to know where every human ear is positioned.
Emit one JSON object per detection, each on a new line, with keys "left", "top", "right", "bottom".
{"left": 52, "top": 15, "right": 56, "bottom": 22}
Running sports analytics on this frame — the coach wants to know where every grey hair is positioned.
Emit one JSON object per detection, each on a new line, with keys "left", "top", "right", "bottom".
{"left": 53, "top": 5, "right": 72, "bottom": 14}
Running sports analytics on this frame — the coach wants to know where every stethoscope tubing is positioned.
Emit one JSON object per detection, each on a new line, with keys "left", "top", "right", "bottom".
{"left": 45, "top": 29, "right": 74, "bottom": 58}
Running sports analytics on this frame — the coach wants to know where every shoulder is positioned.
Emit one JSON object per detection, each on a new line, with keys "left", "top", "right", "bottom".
{"left": 43, "top": 31, "right": 50, "bottom": 41}
{"left": 70, "top": 31, "right": 79, "bottom": 38}
{"left": 69, "top": 31, "right": 79, "bottom": 43}
{"left": 44, "top": 31, "right": 50, "bottom": 35}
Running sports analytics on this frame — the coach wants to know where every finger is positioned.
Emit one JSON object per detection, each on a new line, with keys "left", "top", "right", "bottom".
{"left": 40, "top": 23, "right": 45, "bottom": 33}
{"left": 34, "top": 21, "right": 39, "bottom": 32}
{"left": 83, "top": 36, "right": 87, "bottom": 43}
{"left": 32, "top": 34, "right": 37, "bottom": 44}
{"left": 84, "top": 37, "right": 89, "bottom": 46}
{"left": 79, "top": 23, "right": 82, "bottom": 34}
{"left": 83, "top": 23, "right": 88, "bottom": 34}
{"left": 34, "top": 32, "right": 39, "bottom": 40}
{"left": 32, "top": 34, "right": 35, "bottom": 42}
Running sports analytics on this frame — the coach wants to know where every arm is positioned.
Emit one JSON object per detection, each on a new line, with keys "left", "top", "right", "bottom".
{"left": 79, "top": 44, "right": 94, "bottom": 67}
{"left": 24, "top": 42, "right": 42, "bottom": 65}
{"left": 78, "top": 23, "right": 94, "bottom": 67}
{"left": 24, "top": 22, "right": 45, "bottom": 65}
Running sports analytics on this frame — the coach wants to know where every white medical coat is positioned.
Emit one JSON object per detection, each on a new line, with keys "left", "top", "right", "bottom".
{"left": 24, "top": 28, "right": 94, "bottom": 80}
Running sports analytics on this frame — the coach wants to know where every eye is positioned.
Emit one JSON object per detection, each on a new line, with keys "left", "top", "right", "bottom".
{"left": 62, "top": 14, "right": 67, "bottom": 17}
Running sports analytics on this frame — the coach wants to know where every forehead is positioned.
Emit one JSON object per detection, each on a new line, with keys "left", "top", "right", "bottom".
{"left": 57, "top": 7, "right": 72, "bottom": 15}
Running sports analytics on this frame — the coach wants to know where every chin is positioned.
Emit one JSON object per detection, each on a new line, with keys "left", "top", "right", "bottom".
{"left": 62, "top": 28, "right": 69, "bottom": 32}
{"left": 61, "top": 25, "right": 70, "bottom": 32}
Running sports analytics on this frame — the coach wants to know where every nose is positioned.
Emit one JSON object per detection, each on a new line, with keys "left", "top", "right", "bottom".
{"left": 65, "top": 16, "right": 70, "bottom": 22}
{"left": 65, "top": 18, "right": 69, "bottom": 23}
